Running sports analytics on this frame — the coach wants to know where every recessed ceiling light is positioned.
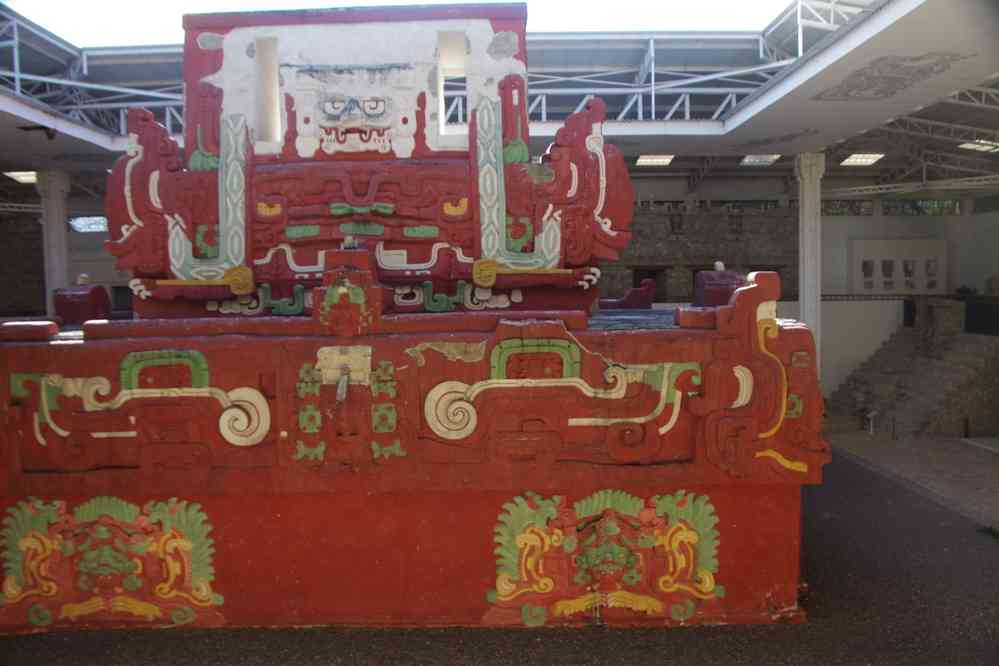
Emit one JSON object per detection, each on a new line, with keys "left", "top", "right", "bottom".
{"left": 958, "top": 140, "right": 999, "bottom": 153}
{"left": 840, "top": 153, "right": 884, "bottom": 166}
{"left": 636, "top": 154, "right": 674, "bottom": 167}
{"left": 3, "top": 171, "right": 37, "bottom": 184}
{"left": 740, "top": 154, "right": 781, "bottom": 166}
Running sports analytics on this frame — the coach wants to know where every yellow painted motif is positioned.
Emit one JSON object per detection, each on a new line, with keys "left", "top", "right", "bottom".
{"left": 755, "top": 318, "right": 788, "bottom": 439}
{"left": 553, "top": 590, "right": 664, "bottom": 617}
{"left": 110, "top": 595, "right": 164, "bottom": 620}
{"left": 1, "top": 531, "right": 58, "bottom": 604}
{"left": 442, "top": 197, "right": 469, "bottom": 217}
{"left": 256, "top": 202, "right": 283, "bottom": 217}
{"left": 315, "top": 345, "right": 373, "bottom": 386}
{"left": 404, "top": 341, "right": 487, "bottom": 367}
{"left": 472, "top": 259, "right": 572, "bottom": 288}
{"left": 755, "top": 448, "right": 808, "bottom": 473}
{"left": 656, "top": 523, "right": 719, "bottom": 599}
{"left": 156, "top": 265, "right": 255, "bottom": 296}
{"left": 496, "top": 526, "right": 558, "bottom": 601}
{"left": 60, "top": 596, "right": 106, "bottom": 620}
{"left": 153, "top": 531, "right": 217, "bottom": 607}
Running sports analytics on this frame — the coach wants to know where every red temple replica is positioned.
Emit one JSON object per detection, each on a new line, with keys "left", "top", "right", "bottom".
{"left": 0, "top": 4, "right": 829, "bottom": 632}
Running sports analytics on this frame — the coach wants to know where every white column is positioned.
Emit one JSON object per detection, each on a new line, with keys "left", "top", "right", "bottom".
{"left": 795, "top": 153, "right": 825, "bottom": 373}
{"left": 35, "top": 171, "right": 72, "bottom": 317}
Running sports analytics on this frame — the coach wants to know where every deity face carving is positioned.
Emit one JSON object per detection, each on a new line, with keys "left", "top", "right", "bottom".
{"left": 318, "top": 94, "right": 394, "bottom": 153}
{"left": 291, "top": 66, "right": 418, "bottom": 159}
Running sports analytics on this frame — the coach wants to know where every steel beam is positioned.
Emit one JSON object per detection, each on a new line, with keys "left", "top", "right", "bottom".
{"left": 881, "top": 116, "right": 999, "bottom": 145}
{"left": 940, "top": 87, "right": 999, "bottom": 112}
{"left": 826, "top": 174, "right": 999, "bottom": 197}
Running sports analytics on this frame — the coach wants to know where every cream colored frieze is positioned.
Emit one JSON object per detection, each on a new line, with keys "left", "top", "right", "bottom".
{"left": 202, "top": 20, "right": 527, "bottom": 157}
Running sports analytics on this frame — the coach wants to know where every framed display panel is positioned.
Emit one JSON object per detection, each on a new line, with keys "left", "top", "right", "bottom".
{"left": 849, "top": 239, "right": 947, "bottom": 295}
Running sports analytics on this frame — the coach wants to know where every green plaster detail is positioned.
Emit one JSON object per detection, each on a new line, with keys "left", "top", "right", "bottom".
{"left": 194, "top": 225, "right": 219, "bottom": 259}
{"left": 339, "top": 221, "right": 385, "bottom": 236}
{"left": 492, "top": 492, "right": 560, "bottom": 581}
{"left": 562, "top": 535, "right": 578, "bottom": 553}
{"left": 188, "top": 125, "right": 220, "bottom": 172}
{"left": 671, "top": 599, "right": 697, "bottom": 622}
{"left": 403, "top": 225, "right": 440, "bottom": 239}
{"left": 644, "top": 362, "right": 703, "bottom": 404}
{"left": 521, "top": 603, "right": 547, "bottom": 627}
{"left": 9, "top": 373, "right": 40, "bottom": 401}
{"left": 503, "top": 137, "right": 530, "bottom": 165}
{"left": 122, "top": 574, "right": 143, "bottom": 592}
{"left": 786, "top": 393, "right": 804, "bottom": 419}
{"left": 285, "top": 225, "right": 321, "bottom": 239}
{"left": 294, "top": 440, "right": 327, "bottom": 462}
{"left": 371, "top": 439, "right": 406, "bottom": 460}
{"left": 329, "top": 202, "right": 395, "bottom": 217}
{"left": 73, "top": 496, "right": 140, "bottom": 524}
{"left": 526, "top": 162, "right": 556, "bottom": 184}
{"left": 489, "top": 339, "right": 582, "bottom": 380}
{"left": 9, "top": 373, "right": 61, "bottom": 411}
{"left": 653, "top": 491, "right": 721, "bottom": 576}
{"left": 505, "top": 215, "right": 534, "bottom": 253}
{"left": 370, "top": 360, "right": 397, "bottom": 398}
{"left": 171, "top": 606, "right": 196, "bottom": 626}
{"left": 119, "top": 350, "right": 210, "bottom": 391}
{"left": 422, "top": 280, "right": 466, "bottom": 313}
{"left": 322, "top": 280, "right": 367, "bottom": 309}
{"left": 572, "top": 525, "right": 640, "bottom": 588}
{"left": 573, "top": 489, "right": 644, "bottom": 520}
{"left": 27, "top": 603, "right": 52, "bottom": 627}
{"left": 259, "top": 283, "right": 306, "bottom": 315}
{"left": 296, "top": 363, "right": 322, "bottom": 398}
{"left": 1, "top": 498, "right": 62, "bottom": 588}
{"left": 503, "top": 117, "right": 530, "bottom": 165}
{"left": 79, "top": 543, "right": 139, "bottom": 577}
{"left": 298, "top": 405, "right": 322, "bottom": 434}
{"left": 371, "top": 404, "right": 397, "bottom": 433}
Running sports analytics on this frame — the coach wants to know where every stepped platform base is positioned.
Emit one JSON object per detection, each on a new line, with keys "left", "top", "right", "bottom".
{"left": 0, "top": 485, "right": 805, "bottom": 632}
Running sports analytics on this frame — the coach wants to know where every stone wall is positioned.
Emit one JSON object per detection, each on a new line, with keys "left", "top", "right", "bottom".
{"left": 599, "top": 207, "right": 799, "bottom": 301}
{"left": 0, "top": 216, "right": 45, "bottom": 317}
{"left": 924, "top": 336, "right": 999, "bottom": 437}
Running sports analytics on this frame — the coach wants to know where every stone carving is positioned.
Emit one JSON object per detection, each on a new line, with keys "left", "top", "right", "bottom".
{"left": 0, "top": 497, "right": 224, "bottom": 628}
{"left": 483, "top": 490, "right": 724, "bottom": 626}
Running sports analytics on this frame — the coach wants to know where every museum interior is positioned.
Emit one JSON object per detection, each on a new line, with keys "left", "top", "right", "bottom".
{"left": 0, "top": 0, "right": 997, "bottom": 542}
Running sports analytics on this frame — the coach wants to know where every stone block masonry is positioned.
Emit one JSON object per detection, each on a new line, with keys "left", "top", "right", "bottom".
{"left": 0, "top": 216, "right": 45, "bottom": 316}
{"left": 599, "top": 208, "right": 799, "bottom": 301}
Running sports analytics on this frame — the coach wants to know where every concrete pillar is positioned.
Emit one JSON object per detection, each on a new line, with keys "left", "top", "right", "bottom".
{"left": 35, "top": 171, "right": 72, "bottom": 317}
{"left": 795, "top": 153, "right": 825, "bottom": 373}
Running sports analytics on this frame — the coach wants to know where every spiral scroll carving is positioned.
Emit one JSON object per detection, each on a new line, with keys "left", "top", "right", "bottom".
{"left": 218, "top": 387, "right": 270, "bottom": 446}
{"left": 424, "top": 381, "right": 478, "bottom": 440}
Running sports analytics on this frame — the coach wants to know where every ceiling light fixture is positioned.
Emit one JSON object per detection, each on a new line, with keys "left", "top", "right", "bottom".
{"left": 840, "top": 153, "right": 884, "bottom": 166}
{"left": 636, "top": 154, "right": 674, "bottom": 167}
{"left": 957, "top": 140, "right": 999, "bottom": 153}
{"left": 3, "top": 171, "right": 37, "bottom": 184}
{"left": 740, "top": 154, "right": 781, "bottom": 166}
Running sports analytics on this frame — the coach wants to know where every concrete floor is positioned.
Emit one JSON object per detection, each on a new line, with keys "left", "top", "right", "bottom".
{"left": 2, "top": 451, "right": 997, "bottom": 665}
{"left": 828, "top": 427, "right": 999, "bottom": 530}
